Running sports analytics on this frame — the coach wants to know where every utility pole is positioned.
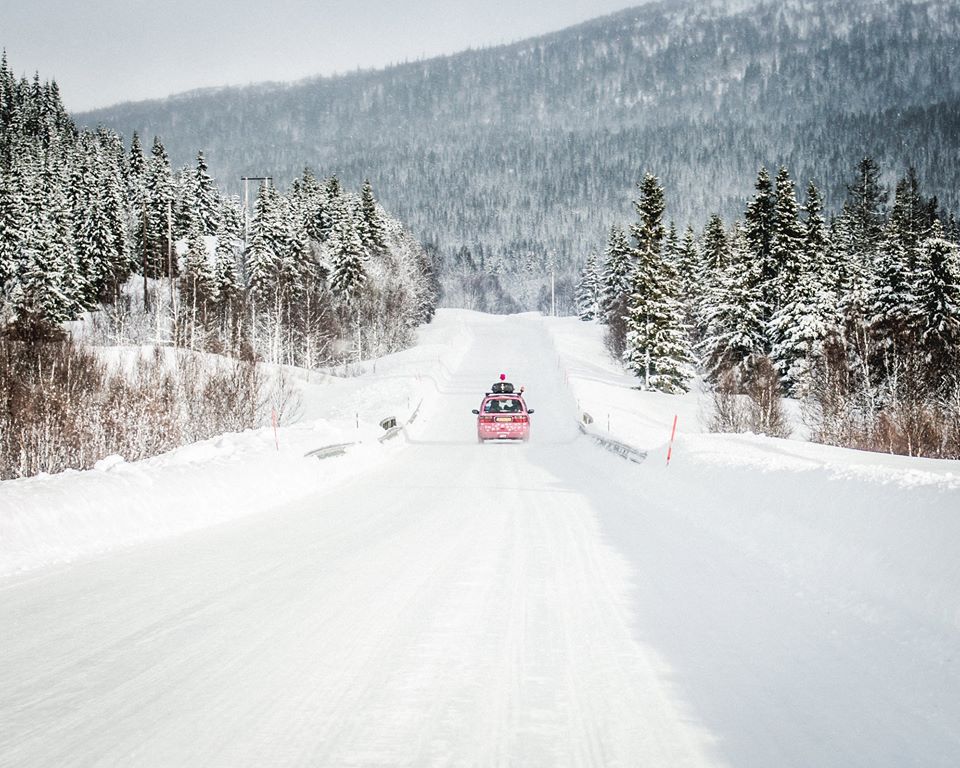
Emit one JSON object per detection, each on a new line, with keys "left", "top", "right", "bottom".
{"left": 241, "top": 176, "right": 272, "bottom": 361}
{"left": 355, "top": 308, "right": 362, "bottom": 364}
{"left": 142, "top": 204, "right": 150, "bottom": 312}
{"left": 551, "top": 268, "right": 556, "bottom": 317}
{"left": 167, "top": 201, "right": 174, "bottom": 293}
{"left": 549, "top": 250, "right": 556, "bottom": 317}
{"left": 645, "top": 314, "right": 651, "bottom": 390}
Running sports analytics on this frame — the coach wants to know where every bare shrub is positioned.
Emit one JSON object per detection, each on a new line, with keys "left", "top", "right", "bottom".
{"left": 872, "top": 352, "right": 948, "bottom": 458}
{"left": 802, "top": 335, "right": 868, "bottom": 448}
{"left": 706, "top": 369, "right": 749, "bottom": 433}
{"left": 741, "top": 356, "right": 792, "bottom": 438}
{"left": 0, "top": 337, "right": 107, "bottom": 478}
{"left": 268, "top": 367, "right": 304, "bottom": 426}
{"left": 1, "top": 337, "right": 265, "bottom": 480}
{"left": 705, "top": 356, "right": 791, "bottom": 438}
{"left": 940, "top": 381, "right": 960, "bottom": 459}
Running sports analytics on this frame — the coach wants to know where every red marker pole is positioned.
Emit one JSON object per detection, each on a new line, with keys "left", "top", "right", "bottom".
{"left": 666, "top": 414, "right": 678, "bottom": 467}
{"left": 271, "top": 407, "right": 279, "bottom": 451}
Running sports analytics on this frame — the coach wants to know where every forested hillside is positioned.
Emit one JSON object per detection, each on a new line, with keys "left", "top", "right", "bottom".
{"left": 77, "top": 0, "right": 960, "bottom": 310}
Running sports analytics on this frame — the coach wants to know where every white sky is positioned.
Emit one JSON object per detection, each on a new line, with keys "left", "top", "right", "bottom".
{"left": 3, "top": 0, "right": 643, "bottom": 113}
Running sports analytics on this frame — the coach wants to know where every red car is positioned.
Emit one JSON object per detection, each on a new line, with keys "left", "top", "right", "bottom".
{"left": 472, "top": 394, "right": 534, "bottom": 442}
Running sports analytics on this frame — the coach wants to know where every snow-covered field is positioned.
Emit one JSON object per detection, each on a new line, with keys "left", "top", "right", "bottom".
{"left": 2, "top": 309, "right": 959, "bottom": 767}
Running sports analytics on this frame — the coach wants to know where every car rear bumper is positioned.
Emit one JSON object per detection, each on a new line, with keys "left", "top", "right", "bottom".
{"left": 478, "top": 424, "right": 529, "bottom": 440}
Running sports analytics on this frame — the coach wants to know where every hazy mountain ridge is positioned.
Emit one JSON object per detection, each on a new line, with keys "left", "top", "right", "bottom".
{"left": 78, "top": 0, "right": 960, "bottom": 307}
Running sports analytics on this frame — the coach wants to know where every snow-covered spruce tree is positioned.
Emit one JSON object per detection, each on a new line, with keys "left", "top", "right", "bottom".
{"left": 622, "top": 174, "right": 693, "bottom": 393}
{"left": 768, "top": 166, "right": 808, "bottom": 390}
{"left": 695, "top": 214, "right": 730, "bottom": 341}
{"left": 211, "top": 231, "right": 242, "bottom": 352}
{"left": 72, "top": 135, "right": 130, "bottom": 305}
{"left": 358, "top": 180, "right": 386, "bottom": 253}
{"left": 179, "top": 225, "right": 216, "bottom": 349}
{"left": 575, "top": 250, "right": 602, "bottom": 320}
{"left": 291, "top": 167, "right": 325, "bottom": 243}
{"left": 743, "top": 166, "right": 776, "bottom": 336}
{"left": 0, "top": 169, "right": 21, "bottom": 295}
{"left": 829, "top": 158, "right": 889, "bottom": 418}
{"left": 887, "top": 167, "right": 935, "bottom": 260}
{"left": 245, "top": 183, "right": 299, "bottom": 363}
{"left": 770, "top": 181, "right": 835, "bottom": 396}
{"left": 190, "top": 151, "right": 222, "bottom": 236}
{"left": 911, "top": 223, "right": 960, "bottom": 386}
{"left": 698, "top": 224, "right": 767, "bottom": 382}
{"left": 674, "top": 226, "right": 699, "bottom": 323}
{"left": 12, "top": 157, "right": 79, "bottom": 326}
{"left": 600, "top": 225, "right": 632, "bottom": 356}
{"left": 869, "top": 170, "right": 933, "bottom": 358}
{"left": 143, "top": 137, "right": 175, "bottom": 278}
{"left": 329, "top": 209, "right": 367, "bottom": 305}
{"left": 317, "top": 175, "right": 343, "bottom": 244}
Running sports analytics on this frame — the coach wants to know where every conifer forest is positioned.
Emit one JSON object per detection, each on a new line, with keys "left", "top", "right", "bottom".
{"left": 0, "top": 54, "right": 438, "bottom": 477}
{"left": 578, "top": 161, "right": 960, "bottom": 458}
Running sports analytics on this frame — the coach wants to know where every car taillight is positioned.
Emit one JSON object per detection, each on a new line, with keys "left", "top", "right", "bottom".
{"left": 515, "top": 415, "right": 527, "bottom": 422}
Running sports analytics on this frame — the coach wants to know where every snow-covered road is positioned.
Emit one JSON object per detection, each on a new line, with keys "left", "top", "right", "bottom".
{"left": 2, "top": 313, "right": 959, "bottom": 767}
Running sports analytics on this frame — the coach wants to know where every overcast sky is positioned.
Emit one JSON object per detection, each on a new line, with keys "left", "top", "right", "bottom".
{"left": 4, "top": 0, "right": 642, "bottom": 113}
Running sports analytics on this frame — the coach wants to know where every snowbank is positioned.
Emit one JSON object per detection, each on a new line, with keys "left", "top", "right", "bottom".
{"left": 0, "top": 311, "right": 473, "bottom": 578}
{"left": 542, "top": 314, "right": 960, "bottom": 633}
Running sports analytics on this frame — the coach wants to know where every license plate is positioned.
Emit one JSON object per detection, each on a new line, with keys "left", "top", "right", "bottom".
{"left": 495, "top": 416, "right": 512, "bottom": 423}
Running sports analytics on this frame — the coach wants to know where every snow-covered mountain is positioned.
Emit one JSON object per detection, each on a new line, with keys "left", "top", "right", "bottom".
{"left": 77, "top": 0, "right": 960, "bottom": 300}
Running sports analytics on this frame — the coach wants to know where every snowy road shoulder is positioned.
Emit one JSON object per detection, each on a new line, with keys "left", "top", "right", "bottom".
{"left": 0, "top": 311, "right": 473, "bottom": 580}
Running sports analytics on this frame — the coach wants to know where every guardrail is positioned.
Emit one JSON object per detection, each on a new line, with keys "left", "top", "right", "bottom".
{"left": 578, "top": 413, "right": 647, "bottom": 464}
{"left": 308, "top": 398, "right": 426, "bottom": 458}
{"left": 304, "top": 443, "right": 357, "bottom": 460}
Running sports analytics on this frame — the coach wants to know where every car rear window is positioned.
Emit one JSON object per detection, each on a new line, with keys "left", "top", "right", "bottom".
{"left": 483, "top": 398, "right": 523, "bottom": 414}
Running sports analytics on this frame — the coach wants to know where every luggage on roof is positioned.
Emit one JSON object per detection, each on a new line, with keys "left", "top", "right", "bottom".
{"left": 491, "top": 381, "right": 515, "bottom": 394}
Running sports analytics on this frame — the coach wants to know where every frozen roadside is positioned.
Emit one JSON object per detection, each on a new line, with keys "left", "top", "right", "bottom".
{"left": 540, "top": 314, "right": 960, "bottom": 634}
{"left": 0, "top": 311, "right": 472, "bottom": 579}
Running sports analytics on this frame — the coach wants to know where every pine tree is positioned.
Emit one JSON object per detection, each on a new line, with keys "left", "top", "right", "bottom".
{"left": 630, "top": 173, "right": 666, "bottom": 263}
{"left": 575, "top": 250, "right": 602, "bottom": 320}
{"left": 622, "top": 174, "right": 693, "bottom": 392}
{"left": 144, "top": 137, "right": 175, "bottom": 277}
{"left": 0, "top": 168, "right": 22, "bottom": 295}
{"left": 870, "top": 169, "right": 933, "bottom": 349}
{"left": 318, "top": 175, "right": 343, "bottom": 243}
{"left": 911, "top": 223, "right": 960, "bottom": 384}
{"left": 600, "top": 225, "right": 631, "bottom": 317}
{"left": 600, "top": 224, "right": 633, "bottom": 356}
{"left": 699, "top": 215, "right": 730, "bottom": 283}
{"left": 768, "top": 183, "right": 835, "bottom": 396}
{"left": 246, "top": 183, "right": 283, "bottom": 300}
{"left": 698, "top": 225, "right": 767, "bottom": 381}
{"left": 674, "top": 226, "right": 698, "bottom": 295}
{"left": 358, "top": 180, "right": 386, "bottom": 252}
{"left": 191, "top": 151, "right": 221, "bottom": 236}
{"left": 743, "top": 166, "right": 776, "bottom": 333}
{"left": 180, "top": 224, "right": 215, "bottom": 347}
{"left": 329, "top": 213, "right": 367, "bottom": 303}
{"left": 768, "top": 167, "right": 807, "bottom": 387}
{"left": 839, "top": 156, "right": 887, "bottom": 322}
{"left": 14, "top": 160, "right": 77, "bottom": 324}
{"left": 771, "top": 167, "right": 804, "bottom": 310}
